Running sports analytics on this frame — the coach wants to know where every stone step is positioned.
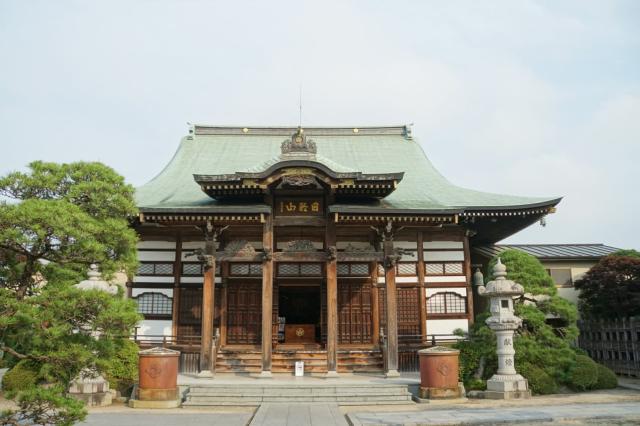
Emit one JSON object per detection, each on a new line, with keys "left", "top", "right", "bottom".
{"left": 188, "top": 387, "right": 410, "bottom": 395}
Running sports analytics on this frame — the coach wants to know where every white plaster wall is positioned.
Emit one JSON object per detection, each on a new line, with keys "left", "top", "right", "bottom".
{"left": 557, "top": 287, "right": 580, "bottom": 306}
{"left": 137, "top": 251, "right": 175, "bottom": 262}
{"left": 423, "top": 251, "right": 464, "bottom": 261}
{"left": 426, "top": 319, "right": 469, "bottom": 336}
{"left": 135, "top": 320, "right": 172, "bottom": 337}
{"left": 132, "top": 276, "right": 174, "bottom": 284}
{"left": 424, "top": 241, "right": 463, "bottom": 249}
{"left": 425, "top": 276, "right": 466, "bottom": 283}
{"left": 395, "top": 241, "right": 418, "bottom": 249}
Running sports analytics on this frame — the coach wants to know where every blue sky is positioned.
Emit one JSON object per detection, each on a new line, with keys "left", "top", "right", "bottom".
{"left": 1, "top": 1, "right": 638, "bottom": 248}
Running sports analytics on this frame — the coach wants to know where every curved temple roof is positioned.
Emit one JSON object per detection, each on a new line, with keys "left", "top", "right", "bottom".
{"left": 135, "top": 125, "right": 560, "bottom": 215}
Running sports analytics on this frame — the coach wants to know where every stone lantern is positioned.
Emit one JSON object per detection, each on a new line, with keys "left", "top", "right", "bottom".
{"left": 67, "top": 264, "right": 118, "bottom": 406}
{"left": 477, "top": 258, "right": 531, "bottom": 399}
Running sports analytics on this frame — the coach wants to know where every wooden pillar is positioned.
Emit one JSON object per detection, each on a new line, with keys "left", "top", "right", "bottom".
{"left": 384, "top": 239, "right": 400, "bottom": 377}
{"left": 417, "top": 232, "right": 427, "bottom": 338}
{"left": 325, "top": 220, "right": 339, "bottom": 377}
{"left": 463, "top": 234, "right": 475, "bottom": 324}
{"left": 199, "top": 239, "right": 216, "bottom": 376}
{"left": 260, "top": 214, "right": 274, "bottom": 377}
{"left": 371, "top": 261, "right": 380, "bottom": 345}
{"left": 171, "top": 234, "right": 182, "bottom": 338}
{"left": 220, "top": 262, "right": 229, "bottom": 346}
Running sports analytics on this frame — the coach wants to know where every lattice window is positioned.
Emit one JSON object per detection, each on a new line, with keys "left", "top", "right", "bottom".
{"left": 136, "top": 262, "right": 173, "bottom": 276}
{"left": 427, "top": 292, "right": 467, "bottom": 315}
{"left": 155, "top": 263, "right": 173, "bottom": 275}
{"left": 444, "top": 263, "right": 463, "bottom": 275}
{"left": 230, "top": 263, "right": 262, "bottom": 276}
{"left": 278, "top": 263, "right": 299, "bottom": 276}
{"left": 137, "top": 263, "right": 154, "bottom": 275}
{"left": 300, "top": 263, "right": 321, "bottom": 276}
{"left": 350, "top": 263, "right": 369, "bottom": 275}
{"left": 337, "top": 263, "right": 370, "bottom": 276}
{"left": 182, "top": 263, "right": 202, "bottom": 275}
{"left": 425, "top": 263, "right": 444, "bottom": 275}
{"left": 277, "top": 263, "right": 321, "bottom": 276}
{"left": 135, "top": 292, "right": 172, "bottom": 317}
{"left": 230, "top": 264, "right": 249, "bottom": 275}
{"left": 377, "top": 264, "right": 385, "bottom": 276}
{"left": 337, "top": 264, "right": 350, "bottom": 276}
{"left": 397, "top": 262, "right": 417, "bottom": 276}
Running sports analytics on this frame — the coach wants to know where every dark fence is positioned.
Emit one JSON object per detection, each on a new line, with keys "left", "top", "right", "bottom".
{"left": 578, "top": 317, "right": 640, "bottom": 377}
{"left": 397, "top": 334, "right": 464, "bottom": 372}
{"left": 132, "top": 333, "right": 201, "bottom": 374}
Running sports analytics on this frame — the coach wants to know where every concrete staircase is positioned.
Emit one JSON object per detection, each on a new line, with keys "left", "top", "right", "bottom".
{"left": 182, "top": 383, "right": 413, "bottom": 406}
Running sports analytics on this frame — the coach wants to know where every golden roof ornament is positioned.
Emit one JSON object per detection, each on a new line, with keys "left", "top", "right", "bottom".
{"left": 281, "top": 127, "right": 317, "bottom": 156}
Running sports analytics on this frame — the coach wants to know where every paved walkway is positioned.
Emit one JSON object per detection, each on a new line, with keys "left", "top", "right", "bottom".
{"left": 82, "top": 410, "right": 254, "bottom": 426}
{"left": 250, "top": 403, "right": 347, "bottom": 426}
{"left": 347, "top": 401, "right": 640, "bottom": 425}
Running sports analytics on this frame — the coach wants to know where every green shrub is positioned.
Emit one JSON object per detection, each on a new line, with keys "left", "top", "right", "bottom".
{"left": 519, "top": 363, "right": 557, "bottom": 395}
{"left": 465, "top": 378, "right": 486, "bottom": 391}
{"left": 96, "top": 338, "right": 139, "bottom": 394}
{"left": 569, "top": 355, "right": 598, "bottom": 391}
{"left": 2, "top": 360, "right": 39, "bottom": 394}
{"left": 594, "top": 364, "right": 618, "bottom": 389}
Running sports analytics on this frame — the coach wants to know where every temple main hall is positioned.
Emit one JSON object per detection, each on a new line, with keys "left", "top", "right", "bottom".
{"left": 130, "top": 125, "right": 560, "bottom": 376}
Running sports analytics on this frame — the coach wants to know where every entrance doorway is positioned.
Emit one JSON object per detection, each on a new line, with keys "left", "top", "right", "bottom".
{"left": 277, "top": 284, "right": 321, "bottom": 346}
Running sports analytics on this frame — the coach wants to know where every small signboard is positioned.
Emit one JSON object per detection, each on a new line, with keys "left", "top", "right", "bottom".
{"left": 295, "top": 361, "right": 304, "bottom": 377}
{"left": 276, "top": 198, "right": 323, "bottom": 216}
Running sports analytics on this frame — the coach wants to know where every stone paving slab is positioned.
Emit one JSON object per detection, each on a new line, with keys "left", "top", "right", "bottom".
{"left": 250, "top": 403, "right": 348, "bottom": 426}
{"left": 346, "top": 402, "right": 640, "bottom": 425}
{"left": 81, "top": 411, "right": 253, "bottom": 426}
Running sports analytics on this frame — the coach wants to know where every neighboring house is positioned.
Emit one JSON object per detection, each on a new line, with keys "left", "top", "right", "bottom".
{"left": 472, "top": 244, "right": 621, "bottom": 305}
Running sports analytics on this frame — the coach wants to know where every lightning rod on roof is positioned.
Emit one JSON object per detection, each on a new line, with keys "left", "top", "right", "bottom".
{"left": 299, "top": 84, "right": 303, "bottom": 128}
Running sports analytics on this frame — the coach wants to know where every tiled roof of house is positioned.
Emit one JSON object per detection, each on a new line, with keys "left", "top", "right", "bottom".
{"left": 473, "top": 244, "right": 622, "bottom": 261}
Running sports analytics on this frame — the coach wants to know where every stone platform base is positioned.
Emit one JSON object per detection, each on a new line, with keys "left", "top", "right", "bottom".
{"left": 419, "top": 382, "right": 465, "bottom": 399}
{"left": 68, "top": 391, "right": 112, "bottom": 407}
{"left": 485, "top": 374, "right": 531, "bottom": 400}
{"left": 484, "top": 389, "right": 532, "bottom": 399}
{"left": 128, "top": 398, "right": 181, "bottom": 409}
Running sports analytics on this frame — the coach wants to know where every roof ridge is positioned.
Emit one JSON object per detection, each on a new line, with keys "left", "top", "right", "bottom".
{"left": 192, "top": 124, "right": 412, "bottom": 138}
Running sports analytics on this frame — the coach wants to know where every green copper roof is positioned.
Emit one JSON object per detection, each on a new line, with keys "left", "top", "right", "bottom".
{"left": 135, "top": 125, "right": 560, "bottom": 214}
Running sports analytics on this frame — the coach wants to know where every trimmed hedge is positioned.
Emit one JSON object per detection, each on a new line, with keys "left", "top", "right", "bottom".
{"left": 569, "top": 355, "right": 598, "bottom": 391}
{"left": 519, "top": 363, "right": 558, "bottom": 395}
{"left": 594, "top": 364, "right": 618, "bottom": 389}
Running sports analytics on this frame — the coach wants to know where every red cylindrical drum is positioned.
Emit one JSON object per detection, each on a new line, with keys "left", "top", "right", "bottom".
{"left": 418, "top": 346, "right": 462, "bottom": 399}
{"left": 138, "top": 347, "right": 180, "bottom": 401}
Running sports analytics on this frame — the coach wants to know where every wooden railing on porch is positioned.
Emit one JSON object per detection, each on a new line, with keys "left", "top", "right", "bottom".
{"left": 132, "top": 330, "right": 202, "bottom": 374}
{"left": 396, "top": 333, "right": 465, "bottom": 372}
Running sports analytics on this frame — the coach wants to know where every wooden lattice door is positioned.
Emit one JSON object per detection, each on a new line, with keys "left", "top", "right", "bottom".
{"left": 338, "top": 280, "right": 373, "bottom": 344}
{"left": 380, "top": 286, "right": 421, "bottom": 336}
{"left": 397, "top": 287, "right": 421, "bottom": 335}
{"left": 177, "top": 287, "right": 202, "bottom": 337}
{"left": 226, "top": 281, "right": 262, "bottom": 344}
